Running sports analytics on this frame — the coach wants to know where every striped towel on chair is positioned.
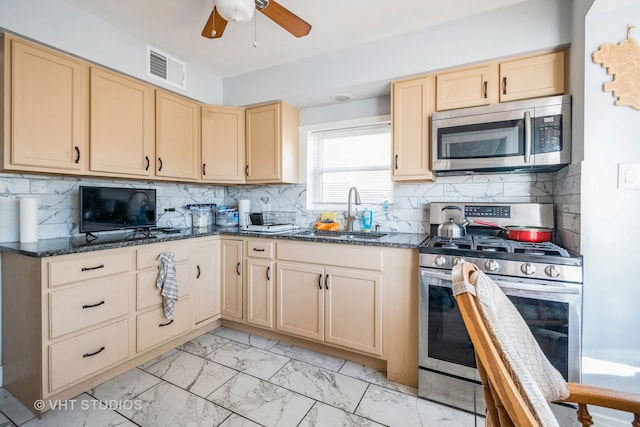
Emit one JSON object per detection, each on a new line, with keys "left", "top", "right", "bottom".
{"left": 157, "top": 251, "right": 178, "bottom": 319}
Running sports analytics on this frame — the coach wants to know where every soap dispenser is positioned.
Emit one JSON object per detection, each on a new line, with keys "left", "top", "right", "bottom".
{"left": 361, "top": 207, "right": 372, "bottom": 232}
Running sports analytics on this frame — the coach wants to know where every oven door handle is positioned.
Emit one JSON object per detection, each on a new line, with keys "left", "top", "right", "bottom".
{"left": 420, "top": 268, "right": 581, "bottom": 295}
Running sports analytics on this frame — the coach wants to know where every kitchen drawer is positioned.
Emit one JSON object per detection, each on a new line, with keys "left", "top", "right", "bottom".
{"left": 136, "top": 261, "right": 190, "bottom": 310}
{"left": 49, "top": 275, "right": 129, "bottom": 339}
{"left": 48, "top": 250, "right": 130, "bottom": 288}
{"left": 246, "top": 239, "right": 275, "bottom": 259}
{"left": 136, "top": 299, "right": 189, "bottom": 352}
{"left": 136, "top": 241, "right": 190, "bottom": 269}
{"left": 277, "top": 241, "right": 383, "bottom": 271}
{"left": 49, "top": 319, "right": 129, "bottom": 392}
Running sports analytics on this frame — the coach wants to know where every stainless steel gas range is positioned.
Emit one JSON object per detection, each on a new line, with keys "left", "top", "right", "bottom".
{"left": 418, "top": 202, "right": 583, "bottom": 414}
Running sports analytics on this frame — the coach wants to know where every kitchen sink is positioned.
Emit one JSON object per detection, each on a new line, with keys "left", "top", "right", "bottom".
{"left": 293, "top": 229, "right": 388, "bottom": 240}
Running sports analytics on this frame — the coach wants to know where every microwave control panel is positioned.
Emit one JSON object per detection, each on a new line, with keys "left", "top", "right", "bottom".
{"left": 534, "top": 115, "right": 562, "bottom": 153}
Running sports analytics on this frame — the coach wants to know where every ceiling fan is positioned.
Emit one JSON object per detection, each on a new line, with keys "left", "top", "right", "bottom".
{"left": 201, "top": 0, "right": 312, "bottom": 39}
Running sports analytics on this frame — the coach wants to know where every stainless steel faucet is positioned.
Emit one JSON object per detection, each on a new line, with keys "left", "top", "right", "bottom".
{"left": 344, "top": 186, "right": 361, "bottom": 231}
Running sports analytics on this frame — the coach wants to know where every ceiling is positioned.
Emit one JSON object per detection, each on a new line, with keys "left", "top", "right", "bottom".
{"left": 64, "top": 0, "right": 526, "bottom": 80}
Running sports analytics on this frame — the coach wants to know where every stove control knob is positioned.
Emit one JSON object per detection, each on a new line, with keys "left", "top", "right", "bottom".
{"left": 453, "top": 257, "right": 465, "bottom": 266}
{"left": 485, "top": 260, "right": 499, "bottom": 272}
{"left": 434, "top": 255, "right": 447, "bottom": 267}
{"left": 521, "top": 263, "right": 536, "bottom": 275}
{"left": 545, "top": 265, "right": 561, "bottom": 278}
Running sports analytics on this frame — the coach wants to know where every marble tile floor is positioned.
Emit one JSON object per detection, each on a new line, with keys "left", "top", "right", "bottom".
{"left": 0, "top": 327, "right": 486, "bottom": 427}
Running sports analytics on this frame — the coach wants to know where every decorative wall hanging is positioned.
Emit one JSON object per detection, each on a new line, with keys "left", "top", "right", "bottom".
{"left": 592, "top": 25, "right": 640, "bottom": 110}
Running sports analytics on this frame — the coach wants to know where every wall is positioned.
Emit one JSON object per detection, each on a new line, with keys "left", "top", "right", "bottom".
{"left": 224, "top": 0, "right": 573, "bottom": 109}
{"left": 580, "top": 0, "right": 640, "bottom": 412}
{"left": 0, "top": 0, "right": 223, "bottom": 104}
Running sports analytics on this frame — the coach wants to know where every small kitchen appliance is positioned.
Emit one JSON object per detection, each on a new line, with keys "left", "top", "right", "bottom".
{"left": 418, "top": 202, "right": 583, "bottom": 414}
{"left": 431, "top": 95, "right": 571, "bottom": 175}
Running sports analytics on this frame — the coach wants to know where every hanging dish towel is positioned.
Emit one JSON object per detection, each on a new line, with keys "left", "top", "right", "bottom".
{"left": 157, "top": 251, "right": 178, "bottom": 319}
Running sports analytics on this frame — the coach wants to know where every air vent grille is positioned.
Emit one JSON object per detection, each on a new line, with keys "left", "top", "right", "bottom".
{"left": 146, "top": 45, "right": 186, "bottom": 89}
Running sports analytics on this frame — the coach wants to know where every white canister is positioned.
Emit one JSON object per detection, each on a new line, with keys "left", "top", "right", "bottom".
{"left": 238, "top": 199, "right": 251, "bottom": 228}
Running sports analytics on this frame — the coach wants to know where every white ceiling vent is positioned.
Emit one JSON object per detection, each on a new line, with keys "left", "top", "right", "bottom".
{"left": 146, "top": 45, "right": 186, "bottom": 90}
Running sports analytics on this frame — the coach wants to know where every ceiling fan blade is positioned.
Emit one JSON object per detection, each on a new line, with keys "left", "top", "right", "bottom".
{"left": 257, "top": 0, "right": 311, "bottom": 38}
{"left": 201, "top": 7, "right": 228, "bottom": 39}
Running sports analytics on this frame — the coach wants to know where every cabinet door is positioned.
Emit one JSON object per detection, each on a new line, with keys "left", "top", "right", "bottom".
{"left": 500, "top": 51, "right": 565, "bottom": 102}
{"left": 155, "top": 91, "right": 200, "bottom": 180}
{"left": 246, "top": 102, "right": 281, "bottom": 182}
{"left": 276, "top": 262, "right": 324, "bottom": 341}
{"left": 193, "top": 239, "right": 221, "bottom": 324}
{"left": 324, "top": 267, "right": 383, "bottom": 356}
{"left": 7, "top": 37, "right": 88, "bottom": 172}
{"left": 436, "top": 64, "right": 498, "bottom": 111}
{"left": 391, "top": 76, "right": 435, "bottom": 181}
{"left": 90, "top": 67, "right": 154, "bottom": 176}
{"left": 221, "top": 239, "right": 243, "bottom": 320}
{"left": 201, "top": 105, "right": 245, "bottom": 183}
{"left": 246, "top": 258, "right": 275, "bottom": 329}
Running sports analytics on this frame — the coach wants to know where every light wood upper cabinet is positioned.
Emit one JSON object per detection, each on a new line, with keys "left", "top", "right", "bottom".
{"left": 1, "top": 35, "right": 88, "bottom": 173}
{"left": 436, "top": 64, "right": 498, "bottom": 111}
{"left": 245, "top": 101, "right": 299, "bottom": 184}
{"left": 155, "top": 90, "right": 200, "bottom": 180}
{"left": 90, "top": 67, "right": 155, "bottom": 176}
{"left": 201, "top": 105, "right": 245, "bottom": 183}
{"left": 391, "top": 76, "right": 435, "bottom": 182}
{"left": 499, "top": 51, "right": 566, "bottom": 102}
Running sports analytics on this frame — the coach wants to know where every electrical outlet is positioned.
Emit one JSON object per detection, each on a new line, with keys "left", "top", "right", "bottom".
{"left": 618, "top": 163, "right": 640, "bottom": 189}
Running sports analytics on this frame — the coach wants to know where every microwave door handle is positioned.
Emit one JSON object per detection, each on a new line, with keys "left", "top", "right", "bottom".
{"left": 524, "top": 111, "right": 532, "bottom": 164}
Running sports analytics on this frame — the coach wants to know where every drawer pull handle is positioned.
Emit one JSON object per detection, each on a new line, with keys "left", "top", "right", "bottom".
{"left": 159, "top": 319, "right": 174, "bottom": 327}
{"left": 196, "top": 265, "right": 201, "bottom": 279}
{"left": 318, "top": 274, "right": 322, "bottom": 290}
{"left": 502, "top": 77, "right": 507, "bottom": 95}
{"left": 253, "top": 248, "right": 265, "bottom": 252}
{"left": 145, "top": 156, "right": 150, "bottom": 171}
{"left": 82, "top": 300, "right": 105, "bottom": 309}
{"left": 74, "top": 146, "right": 81, "bottom": 164}
{"left": 236, "top": 262, "right": 241, "bottom": 276}
{"left": 83, "top": 346, "right": 105, "bottom": 358}
{"left": 483, "top": 81, "right": 488, "bottom": 98}
{"left": 325, "top": 274, "right": 329, "bottom": 290}
{"left": 266, "top": 266, "right": 271, "bottom": 281}
{"left": 81, "top": 264, "right": 105, "bottom": 272}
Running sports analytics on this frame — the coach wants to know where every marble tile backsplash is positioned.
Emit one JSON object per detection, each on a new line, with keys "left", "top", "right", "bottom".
{"left": 0, "top": 168, "right": 579, "bottom": 250}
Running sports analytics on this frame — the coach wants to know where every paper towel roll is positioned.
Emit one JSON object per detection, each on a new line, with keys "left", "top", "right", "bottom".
{"left": 19, "top": 198, "right": 38, "bottom": 243}
{"left": 0, "top": 198, "right": 19, "bottom": 242}
{"left": 238, "top": 199, "right": 251, "bottom": 228}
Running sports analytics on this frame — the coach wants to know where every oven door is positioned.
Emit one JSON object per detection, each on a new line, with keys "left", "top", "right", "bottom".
{"left": 419, "top": 267, "right": 582, "bottom": 383}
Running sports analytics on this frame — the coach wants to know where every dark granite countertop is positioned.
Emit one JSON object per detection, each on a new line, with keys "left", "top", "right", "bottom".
{"left": 0, "top": 227, "right": 428, "bottom": 258}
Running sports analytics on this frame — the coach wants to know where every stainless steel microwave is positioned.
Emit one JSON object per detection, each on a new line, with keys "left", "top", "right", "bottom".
{"left": 431, "top": 95, "right": 571, "bottom": 175}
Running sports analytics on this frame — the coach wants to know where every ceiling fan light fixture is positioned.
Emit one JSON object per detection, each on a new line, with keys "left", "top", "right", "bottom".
{"left": 216, "top": 0, "right": 255, "bottom": 23}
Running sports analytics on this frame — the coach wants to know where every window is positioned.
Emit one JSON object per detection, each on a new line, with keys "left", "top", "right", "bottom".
{"left": 307, "top": 120, "right": 392, "bottom": 209}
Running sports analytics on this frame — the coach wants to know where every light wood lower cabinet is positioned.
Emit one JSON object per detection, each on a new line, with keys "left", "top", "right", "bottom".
{"left": 276, "top": 262, "right": 383, "bottom": 356}
{"left": 1, "top": 236, "right": 221, "bottom": 416}
{"left": 192, "top": 238, "right": 221, "bottom": 324}
{"left": 275, "top": 241, "right": 384, "bottom": 356}
{"left": 49, "top": 320, "right": 130, "bottom": 392}
{"left": 245, "top": 239, "right": 276, "bottom": 329}
{"left": 221, "top": 239, "right": 243, "bottom": 320}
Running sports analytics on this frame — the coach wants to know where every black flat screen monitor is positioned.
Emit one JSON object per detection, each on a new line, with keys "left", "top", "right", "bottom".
{"left": 79, "top": 186, "right": 157, "bottom": 233}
